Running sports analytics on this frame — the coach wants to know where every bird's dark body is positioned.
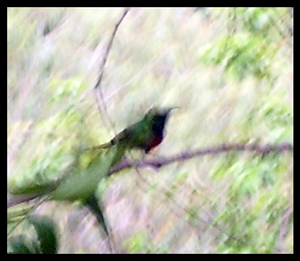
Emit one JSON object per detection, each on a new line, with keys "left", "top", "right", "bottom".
{"left": 145, "top": 136, "right": 163, "bottom": 153}
{"left": 96, "top": 107, "right": 174, "bottom": 154}
{"left": 143, "top": 112, "right": 169, "bottom": 153}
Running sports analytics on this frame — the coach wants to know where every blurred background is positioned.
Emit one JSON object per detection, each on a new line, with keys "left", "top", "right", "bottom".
{"left": 7, "top": 8, "right": 293, "bottom": 253}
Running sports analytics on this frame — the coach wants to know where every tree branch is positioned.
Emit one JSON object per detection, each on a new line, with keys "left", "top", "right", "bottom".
{"left": 108, "top": 142, "right": 293, "bottom": 176}
{"left": 7, "top": 192, "right": 41, "bottom": 208}
{"left": 7, "top": 142, "right": 293, "bottom": 208}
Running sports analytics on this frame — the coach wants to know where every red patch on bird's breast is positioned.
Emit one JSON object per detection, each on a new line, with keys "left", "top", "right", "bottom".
{"left": 145, "top": 136, "right": 163, "bottom": 153}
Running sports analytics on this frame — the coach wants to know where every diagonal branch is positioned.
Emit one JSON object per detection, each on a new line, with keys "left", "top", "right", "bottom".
{"left": 94, "top": 8, "right": 130, "bottom": 131}
{"left": 94, "top": 8, "right": 130, "bottom": 91}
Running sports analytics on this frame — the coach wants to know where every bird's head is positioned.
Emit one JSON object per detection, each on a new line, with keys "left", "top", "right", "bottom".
{"left": 144, "top": 107, "right": 178, "bottom": 133}
{"left": 145, "top": 106, "right": 178, "bottom": 119}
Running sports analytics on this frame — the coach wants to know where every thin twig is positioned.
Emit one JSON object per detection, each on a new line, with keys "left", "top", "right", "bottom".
{"left": 94, "top": 8, "right": 130, "bottom": 132}
{"left": 134, "top": 163, "right": 247, "bottom": 245}
{"left": 276, "top": 207, "right": 293, "bottom": 253}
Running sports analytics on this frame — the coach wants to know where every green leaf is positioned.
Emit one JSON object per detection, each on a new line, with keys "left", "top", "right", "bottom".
{"left": 122, "top": 232, "right": 149, "bottom": 253}
{"left": 8, "top": 180, "right": 59, "bottom": 196}
{"left": 8, "top": 235, "right": 39, "bottom": 254}
{"left": 7, "top": 204, "right": 34, "bottom": 224}
{"left": 50, "top": 144, "right": 126, "bottom": 201}
{"left": 83, "top": 194, "right": 110, "bottom": 238}
{"left": 28, "top": 215, "right": 58, "bottom": 254}
{"left": 8, "top": 215, "right": 58, "bottom": 254}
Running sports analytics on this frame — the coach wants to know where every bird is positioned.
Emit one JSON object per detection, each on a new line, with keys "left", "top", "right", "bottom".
{"left": 90, "top": 107, "right": 176, "bottom": 154}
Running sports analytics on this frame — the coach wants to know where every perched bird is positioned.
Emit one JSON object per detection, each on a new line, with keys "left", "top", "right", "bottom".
{"left": 92, "top": 107, "right": 176, "bottom": 154}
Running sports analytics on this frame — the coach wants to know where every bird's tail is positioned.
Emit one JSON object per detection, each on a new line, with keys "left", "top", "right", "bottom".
{"left": 82, "top": 142, "right": 112, "bottom": 152}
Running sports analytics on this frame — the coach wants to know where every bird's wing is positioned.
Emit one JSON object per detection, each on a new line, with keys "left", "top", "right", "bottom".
{"left": 110, "top": 128, "right": 131, "bottom": 145}
{"left": 111, "top": 120, "right": 149, "bottom": 147}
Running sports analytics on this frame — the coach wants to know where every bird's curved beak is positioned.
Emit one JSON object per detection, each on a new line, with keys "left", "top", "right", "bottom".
{"left": 166, "top": 106, "right": 179, "bottom": 114}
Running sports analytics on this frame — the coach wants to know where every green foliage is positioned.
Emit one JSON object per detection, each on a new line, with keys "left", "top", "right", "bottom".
{"left": 8, "top": 111, "right": 125, "bottom": 199}
{"left": 121, "top": 232, "right": 167, "bottom": 253}
{"left": 48, "top": 77, "right": 89, "bottom": 103}
{"left": 8, "top": 108, "right": 83, "bottom": 196}
{"left": 8, "top": 215, "right": 58, "bottom": 254}
{"left": 200, "top": 33, "right": 278, "bottom": 80}
{"left": 7, "top": 8, "right": 292, "bottom": 253}
{"left": 122, "top": 232, "right": 148, "bottom": 253}
{"left": 200, "top": 8, "right": 289, "bottom": 81}
{"left": 8, "top": 235, "right": 39, "bottom": 254}
{"left": 51, "top": 144, "right": 125, "bottom": 201}
{"left": 209, "top": 153, "right": 291, "bottom": 253}
{"left": 238, "top": 8, "right": 288, "bottom": 37}
{"left": 29, "top": 215, "right": 58, "bottom": 254}
{"left": 83, "top": 194, "right": 110, "bottom": 239}
{"left": 257, "top": 95, "right": 293, "bottom": 142}
{"left": 7, "top": 204, "right": 34, "bottom": 224}
{"left": 238, "top": 92, "right": 293, "bottom": 143}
